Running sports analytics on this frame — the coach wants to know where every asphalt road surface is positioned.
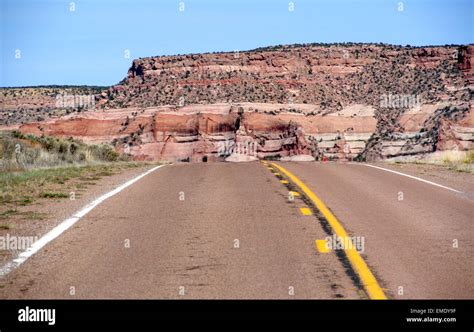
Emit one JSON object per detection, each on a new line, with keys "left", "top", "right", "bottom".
{"left": 0, "top": 162, "right": 472, "bottom": 299}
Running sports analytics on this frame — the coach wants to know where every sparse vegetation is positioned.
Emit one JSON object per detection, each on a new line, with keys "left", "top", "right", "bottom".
{"left": 0, "top": 159, "right": 159, "bottom": 224}
{"left": 0, "top": 130, "right": 161, "bottom": 223}
{"left": 0, "top": 131, "right": 125, "bottom": 172}
{"left": 387, "top": 150, "right": 474, "bottom": 173}
{"left": 39, "top": 192, "right": 69, "bottom": 199}
{"left": 0, "top": 86, "right": 107, "bottom": 126}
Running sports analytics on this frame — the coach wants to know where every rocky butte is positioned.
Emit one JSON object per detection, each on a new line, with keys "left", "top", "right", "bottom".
{"left": 1, "top": 43, "right": 472, "bottom": 162}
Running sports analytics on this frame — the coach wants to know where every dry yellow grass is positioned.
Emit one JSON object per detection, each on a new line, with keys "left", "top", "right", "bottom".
{"left": 388, "top": 150, "right": 474, "bottom": 173}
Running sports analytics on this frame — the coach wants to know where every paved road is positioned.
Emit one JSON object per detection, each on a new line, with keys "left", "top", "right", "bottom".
{"left": 276, "top": 162, "right": 473, "bottom": 299}
{"left": 0, "top": 162, "right": 472, "bottom": 299}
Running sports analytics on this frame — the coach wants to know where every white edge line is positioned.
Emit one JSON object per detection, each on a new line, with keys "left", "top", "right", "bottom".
{"left": 0, "top": 164, "right": 166, "bottom": 277}
{"left": 352, "top": 163, "right": 463, "bottom": 194}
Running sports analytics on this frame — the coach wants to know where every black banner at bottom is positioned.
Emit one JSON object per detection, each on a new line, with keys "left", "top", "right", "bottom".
{"left": 0, "top": 300, "right": 472, "bottom": 329}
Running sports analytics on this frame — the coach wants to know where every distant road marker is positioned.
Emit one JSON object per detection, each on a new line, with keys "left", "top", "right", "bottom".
{"left": 270, "top": 162, "right": 387, "bottom": 300}
{"left": 316, "top": 240, "right": 331, "bottom": 253}
{"left": 280, "top": 180, "right": 289, "bottom": 184}
{"left": 300, "top": 207, "right": 313, "bottom": 216}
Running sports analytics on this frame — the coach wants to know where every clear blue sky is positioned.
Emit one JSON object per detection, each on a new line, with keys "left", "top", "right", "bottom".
{"left": 1, "top": 0, "right": 472, "bottom": 87}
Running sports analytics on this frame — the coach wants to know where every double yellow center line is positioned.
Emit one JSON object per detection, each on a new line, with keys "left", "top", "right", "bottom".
{"left": 269, "top": 162, "right": 387, "bottom": 300}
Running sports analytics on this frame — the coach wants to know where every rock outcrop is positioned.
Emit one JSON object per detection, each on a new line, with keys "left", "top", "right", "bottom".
{"left": 16, "top": 101, "right": 472, "bottom": 162}
{"left": 1, "top": 43, "right": 472, "bottom": 162}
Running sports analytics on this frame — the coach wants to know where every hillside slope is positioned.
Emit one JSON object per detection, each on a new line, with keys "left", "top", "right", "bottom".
{"left": 1, "top": 43, "right": 473, "bottom": 162}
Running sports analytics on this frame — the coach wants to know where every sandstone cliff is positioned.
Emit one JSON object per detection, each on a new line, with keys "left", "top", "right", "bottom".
{"left": 1, "top": 43, "right": 472, "bottom": 162}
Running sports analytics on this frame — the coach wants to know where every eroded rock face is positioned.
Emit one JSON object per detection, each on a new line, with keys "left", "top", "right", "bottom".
{"left": 2, "top": 43, "right": 473, "bottom": 161}
{"left": 16, "top": 101, "right": 472, "bottom": 162}
{"left": 17, "top": 103, "right": 326, "bottom": 162}
{"left": 99, "top": 45, "right": 472, "bottom": 112}
{"left": 359, "top": 103, "right": 473, "bottom": 160}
